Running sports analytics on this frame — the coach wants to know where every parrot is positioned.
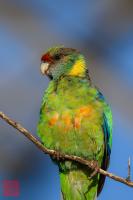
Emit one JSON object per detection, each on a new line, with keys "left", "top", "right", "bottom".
{"left": 37, "top": 46, "right": 112, "bottom": 200}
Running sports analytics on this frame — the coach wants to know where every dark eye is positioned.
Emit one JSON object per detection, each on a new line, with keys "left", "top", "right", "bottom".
{"left": 54, "top": 54, "right": 61, "bottom": 60}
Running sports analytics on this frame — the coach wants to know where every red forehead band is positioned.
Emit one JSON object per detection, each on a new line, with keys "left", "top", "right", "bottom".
{"left": 41, "top": 53, "right": 52, "bottom": 63}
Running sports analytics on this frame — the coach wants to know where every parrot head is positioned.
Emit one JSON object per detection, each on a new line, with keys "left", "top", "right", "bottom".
{"left": 40, "top": 46, "right": 88, "bottom": 80}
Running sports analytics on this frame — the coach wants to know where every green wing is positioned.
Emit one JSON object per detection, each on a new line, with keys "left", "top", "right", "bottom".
{"left": 97, "top": 91, "right": 113, "bottom": 195}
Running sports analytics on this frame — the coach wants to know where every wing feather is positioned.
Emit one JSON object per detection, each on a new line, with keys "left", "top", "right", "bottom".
{"left": 97, "top": 91, "right": 113, "bottom": 196}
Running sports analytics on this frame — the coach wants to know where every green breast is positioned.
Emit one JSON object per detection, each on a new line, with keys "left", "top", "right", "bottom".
{"left": 37, "top": 77, "right": 105, "bottom": 164}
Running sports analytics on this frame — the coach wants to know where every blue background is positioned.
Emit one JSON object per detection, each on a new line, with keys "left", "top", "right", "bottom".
{"left": 0, "top": 0, "right": 133, "bottom": 199}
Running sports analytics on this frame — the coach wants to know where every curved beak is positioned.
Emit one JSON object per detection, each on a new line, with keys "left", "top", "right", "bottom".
{"left": 40, "top": 62, "right": 50, "bottom": 75}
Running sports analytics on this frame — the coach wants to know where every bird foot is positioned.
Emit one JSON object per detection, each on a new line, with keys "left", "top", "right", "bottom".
{"left": 52, "top": 151, "right": 61, "bottom": 161}
{"left": 126, "top": 176, "right": 131, "bottom": 182}
{"left": 89, "top": 161, "right": 99, "bottom": 179}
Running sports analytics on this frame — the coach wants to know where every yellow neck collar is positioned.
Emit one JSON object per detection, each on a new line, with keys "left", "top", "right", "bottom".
{"left": 68, "top": 56, "right": 86, "bottom": 77}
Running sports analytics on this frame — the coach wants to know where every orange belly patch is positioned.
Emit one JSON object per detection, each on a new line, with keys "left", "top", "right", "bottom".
{"left": 48, "top": 105, "right": 94, "bottom": 130}
{"left": 74, "top": 116, "right": 81, "bottom": 129}
{"left": 49, "top": 112, "right": 59, "bottom": 126}
{"left": 61, "top": 113, "right": 72, "bottom": 131}
{"left": 74, "top": 105, "right": 94, "bottom": 129}
{"left": 78, "top": 106, "right": 93, "bottom": 117}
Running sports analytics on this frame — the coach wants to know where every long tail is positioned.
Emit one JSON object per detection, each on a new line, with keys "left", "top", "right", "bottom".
{"left": 60, "top": 167, "right": 98, "bottom": 200}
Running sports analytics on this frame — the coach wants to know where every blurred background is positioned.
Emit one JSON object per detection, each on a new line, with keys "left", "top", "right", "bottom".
{"left": 0, "top": 0, "right": 133, "bottom": 199}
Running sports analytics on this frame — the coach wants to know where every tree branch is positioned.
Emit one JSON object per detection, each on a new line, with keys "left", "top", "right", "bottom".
{"left": 0, "top": 111, "right": 133, "bottom": 187}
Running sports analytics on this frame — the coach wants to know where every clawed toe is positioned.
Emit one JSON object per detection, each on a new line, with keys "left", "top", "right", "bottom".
{"left": 89, "top": 161, "right": 99, "bottom": 179}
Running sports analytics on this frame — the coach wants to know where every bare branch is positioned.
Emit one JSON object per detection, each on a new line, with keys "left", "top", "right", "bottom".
{"left": 126, "top": 157, "right": 131, "bottom": 181}
{"left": 0, "top": 111, "right": 133, "bottom": 187}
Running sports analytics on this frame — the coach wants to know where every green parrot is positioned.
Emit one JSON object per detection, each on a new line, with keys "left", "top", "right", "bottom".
{"left": 37, "top": 46, "right": 112, "bottom": 200}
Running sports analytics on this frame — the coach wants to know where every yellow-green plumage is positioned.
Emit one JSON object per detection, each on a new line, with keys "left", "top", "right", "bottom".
{"left": 37, "top": 46, "right": 112, "bottom": 200}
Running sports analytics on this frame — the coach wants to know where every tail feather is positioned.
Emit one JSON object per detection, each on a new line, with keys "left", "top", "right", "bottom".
{"left": 60, "top": 168, "right": 98, "bottom": 200}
